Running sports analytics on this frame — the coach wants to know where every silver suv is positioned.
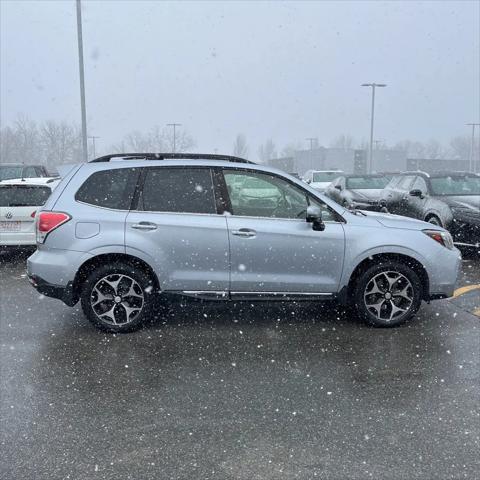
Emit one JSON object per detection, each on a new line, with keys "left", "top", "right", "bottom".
{"left": 27, "top": 153, "right": 461, "bottom": 332}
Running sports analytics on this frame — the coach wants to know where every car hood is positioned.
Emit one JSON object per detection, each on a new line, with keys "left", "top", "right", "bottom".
{"left": 310, "top": 181, "right": 332, "bottom": 191}
{"left": 436, "top": 194, "right": 480, "bottom": 210}
{"left": 349, "top": 189, "right": 384, "bottom": 200}
{"left": 360, "top": 210, "right": 436, "bottom": 231}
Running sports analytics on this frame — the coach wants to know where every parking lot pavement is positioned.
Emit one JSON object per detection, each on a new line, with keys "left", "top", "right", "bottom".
{"left": 1, "top": 252, "right": 479, "bottom": 480}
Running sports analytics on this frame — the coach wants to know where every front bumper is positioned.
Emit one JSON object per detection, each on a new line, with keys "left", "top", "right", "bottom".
{"left": 27, "top": 273, "right": 77, "bottom": 306}
{"left": 451, "top": 221, "right": 479, "bottom": 248}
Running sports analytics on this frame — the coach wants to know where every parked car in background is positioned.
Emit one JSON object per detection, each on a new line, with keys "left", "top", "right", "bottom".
{"left": 303, "top": 170, "right": 343, "bottom": 192}
{"left": 380, "top": 171, "right": 480, "bottom": 248}
{"left": 0, "top": 178, "right": 60, "bottom": 251}
{"left": 0, "top": 163, "right": 51, "bottom": 182}
{"left": 27, "top": 153, "right": 461, "bottom": 332}
{"left": 324, "top": 174, "right": 389, "bottom": 211}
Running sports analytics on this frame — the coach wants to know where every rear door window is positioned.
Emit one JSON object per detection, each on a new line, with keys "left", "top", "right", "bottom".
{"left": 139, "top": 167, "right": 216, "bottom": 214}
{"left": 75, "top": 168, "right": 140, "bottom": 210}
{"left": 0, "top": 185, "right": 51, "bottom": 206}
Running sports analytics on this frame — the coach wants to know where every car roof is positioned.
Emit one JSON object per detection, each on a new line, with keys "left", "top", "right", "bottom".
{"left": 342, "top": 173, "right": 387, "bottom": 178}
{"left": 0, "top": 177, "right": 60, "bottom": 187}
{"left": 0, "top": 163, "right": 45, "bottom": 168}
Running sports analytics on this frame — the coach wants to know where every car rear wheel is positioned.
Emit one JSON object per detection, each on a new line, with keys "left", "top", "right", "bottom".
{"left": 81, "top": 263, "right": 155, "bottom": 333}
{"left": 352, "top": 261, "right": 422, "bottom": 327}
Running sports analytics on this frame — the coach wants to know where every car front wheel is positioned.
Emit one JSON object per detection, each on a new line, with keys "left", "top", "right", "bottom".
{"left": 81, "top": 263, "right": 155, "bottom": 333}
{"left": 352, "top": 261, "right": 422, "bottom": 327}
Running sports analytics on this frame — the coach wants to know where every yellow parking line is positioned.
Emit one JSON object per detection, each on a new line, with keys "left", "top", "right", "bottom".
{"left": 453, "top": 284, "right": 480, "bottom": 298}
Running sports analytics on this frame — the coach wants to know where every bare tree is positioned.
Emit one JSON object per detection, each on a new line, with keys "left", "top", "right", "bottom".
{"left": 112, "top": 126, "right": 195, "bottom": 153}
{"left": 233, "top": 134, "right": 249, "bottom": 158}
{"left": 40, "top": 121, "right": 81, "bottom": 166}
{"left": 330, "top": 134, "right": 355, "bottom": 150}
{"left": 257, "top": 139, "right": 277, "bottom": 162}
{"left": 449, "top": 136, "right": 471, "bottom": 159}
{"left": 394, "top": 140, "right": 426, "bottom": 159}
{"left": 280, "top": 141, "right": 302, "bottom": 158}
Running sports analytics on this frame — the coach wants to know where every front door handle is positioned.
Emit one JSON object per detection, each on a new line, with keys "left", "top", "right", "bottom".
{"left": 231, "top": 228, "right": 256, "bottom": 238}
{"left": 131, "top": 221, "right": 157, "bottom": 231}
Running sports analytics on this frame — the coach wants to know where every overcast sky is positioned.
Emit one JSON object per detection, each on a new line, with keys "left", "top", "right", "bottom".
{"left": 1, "top": 0, "right": 479, "bottom": 157}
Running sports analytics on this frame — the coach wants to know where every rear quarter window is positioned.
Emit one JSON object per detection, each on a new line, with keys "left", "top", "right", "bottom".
{"left": 75, "top": 168, "right": 139, "bottom": 210}
{"left": 0, "top": 185, "right": 51, "bottom": 206}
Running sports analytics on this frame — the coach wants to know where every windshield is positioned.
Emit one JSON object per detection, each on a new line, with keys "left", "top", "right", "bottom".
{"left": 430, "top": 176, "right": 480, "bottom": 195}
{"left": 312, "top": 172, "right": 340, "bottom": 182}
{"left": 346, "top": 176, "right": 389, "bottom": 189}
{"left": 0, "top": 185, "right": 51, "bottom": 206}
{"left": 0, "top": 166, "right": 23, "bottom": 181}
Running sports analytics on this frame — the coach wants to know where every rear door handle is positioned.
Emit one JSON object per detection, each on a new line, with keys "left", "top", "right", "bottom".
{"left": 131, "top": 221, "right": 157, "bottom": 231}
{"left": 231, "top": 228, "right": 256, "bottom": 238}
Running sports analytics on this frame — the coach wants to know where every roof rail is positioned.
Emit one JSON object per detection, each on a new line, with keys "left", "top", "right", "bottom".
{"left": 89, "top": 153, "right": 255, "bottom": 164}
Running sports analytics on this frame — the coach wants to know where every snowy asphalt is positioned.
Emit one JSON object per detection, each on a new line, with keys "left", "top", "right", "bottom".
{"left": 1, "top": 251, "right": 479, "bottom": 480}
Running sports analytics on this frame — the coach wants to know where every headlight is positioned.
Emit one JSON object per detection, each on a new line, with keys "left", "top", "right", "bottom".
{"left": 423, "top": 229, "right": 454, "bottom": 249}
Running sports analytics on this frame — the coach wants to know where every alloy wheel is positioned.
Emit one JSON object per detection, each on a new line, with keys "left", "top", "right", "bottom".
{"left": 90, "top": 274, "right": 144, "bottom": 325}
{"left": 363, "top": 270, "right": 414, "bottom": 322}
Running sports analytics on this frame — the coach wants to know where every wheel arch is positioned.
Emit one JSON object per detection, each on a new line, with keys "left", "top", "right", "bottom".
{"left": 71, "top": 253, "right": 160, "bottom": 304}
{"left": 342, "top": 252, "right": 430, "bottom": 304}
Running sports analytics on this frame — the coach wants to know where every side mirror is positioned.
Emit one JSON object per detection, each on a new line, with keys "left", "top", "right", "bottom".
{"left": 306, "top": 179, "right": 311, "bottom": 184}
{"left": 334, "top": 185, "right": 342, "bottom": 190}
{"left": 306, "top": 205, "right": 325, "bottom": 231}
{"left": 409, "top": 189, "right": 423, "bottom": 198}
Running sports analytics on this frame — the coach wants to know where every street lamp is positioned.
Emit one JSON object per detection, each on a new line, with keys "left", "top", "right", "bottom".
{"left": 76, "top": 0, "right": 88, "bottom": 163}
{"left": 466, "top": 123, "right": 480, "bottom": 173}
{"left": 167, "top": 123, "right": 182, "bottom": 153}
{"left": 361, "top": 83, "right": 387, "bottom": 173}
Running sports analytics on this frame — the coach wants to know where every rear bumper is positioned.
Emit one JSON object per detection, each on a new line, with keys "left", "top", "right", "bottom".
{"left": 27, "top": 273, "right": 77, "bottom": 306}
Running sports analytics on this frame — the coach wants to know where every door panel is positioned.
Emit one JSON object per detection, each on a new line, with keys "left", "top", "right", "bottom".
{"left": 226, "top": 217, "right": 345, "bottom": 293}
{"left": 126, "top": 212, "right": 230, "bottom": 292}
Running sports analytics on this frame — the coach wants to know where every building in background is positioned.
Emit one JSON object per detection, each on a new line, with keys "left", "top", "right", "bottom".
{"left": 267, "top": 147, "right": 408, "bottom": 176}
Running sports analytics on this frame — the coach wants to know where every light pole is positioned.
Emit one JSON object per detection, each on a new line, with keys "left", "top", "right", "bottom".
{"left": 76, "top": 0, "right": 88, "bottom": 163}
{"left": 88, "top": 135, "right": 100, "bottom": 159}
{"left": 167, "top": 123, "right": 182, "bottom": 153}
{"left": 306, "top": 138, "right": 317, "bottom": 150}
{"left": 466, "top": 123, "right": 479, "bottom": 172}
{"left": 361, "top": 83, "right": 387, "bottom": 173}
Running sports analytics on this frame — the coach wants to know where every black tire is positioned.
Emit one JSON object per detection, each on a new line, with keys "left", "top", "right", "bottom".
{"left": 352, "top": 260, "right": 422, "bottom": 327}
{"left": 80, "top": 262, "right": 155, "bottom": 333}
{"left": 427, "top": 215, "right": 442, "bottom": 227}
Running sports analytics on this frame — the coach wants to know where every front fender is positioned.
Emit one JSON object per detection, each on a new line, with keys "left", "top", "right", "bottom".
{"left": 340, "top": 244, "right": 429, "bottom": 290}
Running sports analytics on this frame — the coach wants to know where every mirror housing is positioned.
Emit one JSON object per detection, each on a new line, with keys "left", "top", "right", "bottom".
{"left": 306, "top": 205, "right": 325, "bottom": 231}
{"left": 409, "top": 189, "right": 423, "bottom": 198}
{"left": 334, "top": 185, "right": 342, "bottom": 190}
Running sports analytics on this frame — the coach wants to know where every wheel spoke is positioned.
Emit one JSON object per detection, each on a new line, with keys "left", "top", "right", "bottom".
{"left": 389, "top": 301, "right": 408, "bottom": 319}
{"left": 100, "top": 304, "right": 118, "bottom": 325}
{"left": 91, "top": 287, "right": 112, "bottom": 307}
{"left": 121, "top": 303, "right": 142, "bottom": 321}
{"left": 365, "top": 276, "right": 384, "bottom": 296}
{"left": 393, "top": 284, "right": 412, "bottom": 302}
{"left": 103, "top": 275, "right": 124, "bottom": 294}
{"left": 123, "top": 279, "right": 144, "bottom": 299}
{"left": 368, "top": 299, "right": 386, "bottom": 317}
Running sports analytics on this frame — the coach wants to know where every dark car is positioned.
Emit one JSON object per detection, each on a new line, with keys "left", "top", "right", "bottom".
{"left": 324, "top": 174, "right": 390, "bottom": 211}
{"left": 0, "top": 163, "right": 51, "bottom": 182}
{"left": 380, "top": 171, "right": 480, "bottom": 248}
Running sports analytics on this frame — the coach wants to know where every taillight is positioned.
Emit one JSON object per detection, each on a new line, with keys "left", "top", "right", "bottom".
{"left": 36, "top": 211, "right": 71, "bottom": 244}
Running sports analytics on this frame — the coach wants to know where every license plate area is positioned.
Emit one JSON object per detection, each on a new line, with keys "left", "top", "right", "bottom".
{"left": 0, "top": 221, "right": 21, "bottom": 232}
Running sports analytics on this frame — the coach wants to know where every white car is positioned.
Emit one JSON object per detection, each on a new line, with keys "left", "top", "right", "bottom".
{"left": 303, "top": 170, "right": 343, "bottom": 192}
{"left": 0, "top": 178, "right": 59, "bottom": 250}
